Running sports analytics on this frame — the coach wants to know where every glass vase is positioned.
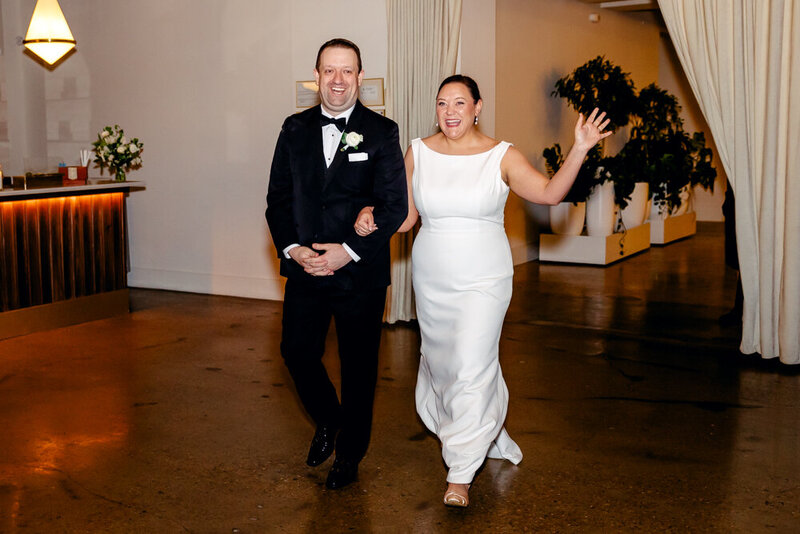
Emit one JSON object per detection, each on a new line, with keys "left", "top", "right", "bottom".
{"left": 114, "top": 168, "right": 126, "bottom": 182}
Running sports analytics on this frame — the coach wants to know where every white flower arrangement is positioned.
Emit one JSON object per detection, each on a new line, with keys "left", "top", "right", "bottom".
{"left": 92, "top": 124, "right": 143, "bottom": 181}
{"left": 340, "top": 131, "right": 364, "bottom": 152}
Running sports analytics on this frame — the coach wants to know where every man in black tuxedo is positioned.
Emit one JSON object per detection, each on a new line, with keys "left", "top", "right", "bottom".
{"left": 265, "top": 38, "right": 407, "bottom": 489}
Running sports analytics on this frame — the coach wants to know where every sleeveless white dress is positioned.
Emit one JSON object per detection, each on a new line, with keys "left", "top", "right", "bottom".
{"left": 410, "top": 138, "right": 523, "bottom": 484}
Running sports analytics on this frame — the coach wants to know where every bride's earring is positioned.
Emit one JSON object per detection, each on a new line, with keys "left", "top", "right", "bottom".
{"left": 474, "top": 116, "right": 479, "bottom": 125}
{"left": 435, "top": 121, "right": 439, "bottom": 129}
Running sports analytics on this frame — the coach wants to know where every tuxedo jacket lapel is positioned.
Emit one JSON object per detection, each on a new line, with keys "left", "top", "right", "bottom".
{"left": 308, "top": 107, "right": 327, "bottom": 188}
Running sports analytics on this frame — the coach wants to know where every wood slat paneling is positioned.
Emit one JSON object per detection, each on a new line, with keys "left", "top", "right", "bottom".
{"left": 0, "top": 193, "right": 127, "bottom": 312}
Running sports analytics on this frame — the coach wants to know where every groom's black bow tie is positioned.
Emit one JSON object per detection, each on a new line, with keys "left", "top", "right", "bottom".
{"left": 320, "top": 116, "right": 347, "bottom": 130}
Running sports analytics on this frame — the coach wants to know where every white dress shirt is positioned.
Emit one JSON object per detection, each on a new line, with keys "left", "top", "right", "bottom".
{"left": 321, "top": 106, "right": 355, "bottom": 168}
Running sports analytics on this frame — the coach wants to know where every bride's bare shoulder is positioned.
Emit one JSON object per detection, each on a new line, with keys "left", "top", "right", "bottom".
{"left": 420, "top": 132, "right": 444, "bottom": 147}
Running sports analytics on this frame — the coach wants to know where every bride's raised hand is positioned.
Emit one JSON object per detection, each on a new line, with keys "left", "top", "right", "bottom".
{"left": 354, "top": 206, "right": 377, "bottom": 236}
{"left": 575, "top": 107, "right": 612, "bottom": 152}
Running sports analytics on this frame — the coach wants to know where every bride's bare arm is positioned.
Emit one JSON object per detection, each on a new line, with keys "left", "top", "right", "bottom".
{"left": 503, "top": 108, "right": 611, "bottom": 205}
{"left": 396, "top": 148, "right": 419, "bottom": 232}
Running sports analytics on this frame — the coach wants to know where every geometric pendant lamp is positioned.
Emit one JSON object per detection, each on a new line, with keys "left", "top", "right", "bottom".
{"left": 23, "top": 0, "right": 76, "bottom": 65}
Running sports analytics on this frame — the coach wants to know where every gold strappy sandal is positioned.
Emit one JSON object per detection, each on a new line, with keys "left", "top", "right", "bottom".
{"left": 443, "top": 484, "right": 470, "bottom": 507}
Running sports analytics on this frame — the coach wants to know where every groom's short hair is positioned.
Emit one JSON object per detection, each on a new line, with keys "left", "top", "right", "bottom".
{"left": 316, "top": 38, "right": 363, "bottom": 73}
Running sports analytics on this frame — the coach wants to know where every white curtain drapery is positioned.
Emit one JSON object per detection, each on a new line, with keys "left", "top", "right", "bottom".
{"left": 384, "top": 0, "right": 462, "bottom": 323}
{"left": 658, "top": 0, "right": 800, "bottom": 364}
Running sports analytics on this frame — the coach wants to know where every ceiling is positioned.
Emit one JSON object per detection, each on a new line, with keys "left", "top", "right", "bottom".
{"left": 578, "top": 0, "right": 659, "bottom": 12}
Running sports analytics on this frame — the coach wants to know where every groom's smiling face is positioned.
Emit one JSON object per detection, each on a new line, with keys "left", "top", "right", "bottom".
{"left": 314, "top": 46, "right": 364, "bottom": 115}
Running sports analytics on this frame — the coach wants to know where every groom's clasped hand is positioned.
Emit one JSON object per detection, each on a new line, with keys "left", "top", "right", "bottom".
{"left": 289, "top": 242, "right": 354, "bottom": 277}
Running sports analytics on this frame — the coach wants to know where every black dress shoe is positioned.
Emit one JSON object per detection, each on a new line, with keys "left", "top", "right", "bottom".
{"left": 306, "top": 425, "right": 337, "bottom": 467}
{"left": 325, "top": 457, "right": 358, "bottom": 489}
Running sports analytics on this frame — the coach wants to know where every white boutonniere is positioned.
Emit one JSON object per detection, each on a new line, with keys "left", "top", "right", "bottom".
{"left": 340, "top": 131, "right": 364, "bottom": 152}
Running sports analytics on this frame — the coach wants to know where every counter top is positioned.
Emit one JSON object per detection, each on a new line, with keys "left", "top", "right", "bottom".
{"left": 0, "top": 180, "right": 145, "bottom": 201}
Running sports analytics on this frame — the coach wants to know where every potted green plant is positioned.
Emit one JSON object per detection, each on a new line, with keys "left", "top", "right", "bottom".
{"left": 626, "top": 83, "right": 684, "bottom": 215}
{"left": 548, "top": 56, "right": 637, "bottom": 235}
{"left": 552, "top": 56, "right": 637, "bottom": 133}
{"left": 614, "top": 84, "right": 678, "bottom": 210}
{"left": 688, "top": 131, "right": 717, "bottom": 192}
{"left": 621, "top": 83, "right": 716, "bottom": 216}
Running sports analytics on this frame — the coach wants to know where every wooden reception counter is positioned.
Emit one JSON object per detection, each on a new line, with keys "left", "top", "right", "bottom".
{"left": 0, "top": 181, "right": 144, "bottom": 339}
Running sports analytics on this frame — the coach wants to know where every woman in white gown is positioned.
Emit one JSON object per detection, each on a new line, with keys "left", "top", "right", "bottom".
{"left": 356, "top": 75, "right": 610, "bottom": 507}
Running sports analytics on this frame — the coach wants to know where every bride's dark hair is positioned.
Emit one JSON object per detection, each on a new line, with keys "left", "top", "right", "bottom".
{"left": 437, "top": 75, "right": 481, "bottom": 103}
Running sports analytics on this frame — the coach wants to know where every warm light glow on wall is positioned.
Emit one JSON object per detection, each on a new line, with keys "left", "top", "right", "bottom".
{"left": 22, "top": 0, "right": 76, "bottom": 65}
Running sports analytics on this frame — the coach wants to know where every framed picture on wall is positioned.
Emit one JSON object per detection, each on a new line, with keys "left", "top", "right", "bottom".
{"left": 359, "top": 78, "right": 384, "bottom": 107}
{"left": 296, "top": 81, "right": 320, "bottom": 108}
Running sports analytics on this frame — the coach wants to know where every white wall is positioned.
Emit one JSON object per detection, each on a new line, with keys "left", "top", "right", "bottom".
{"left": 461, "top": 0, "right": 496, "bottom": 138}
{"left": 290, "top": 1, "right": 387, "bottom": 91}
{"left": 88, "top": 1, "right": 292, "bottom": 300}
{"left": 0, "top": 0, "right": 50, "bottom": 173}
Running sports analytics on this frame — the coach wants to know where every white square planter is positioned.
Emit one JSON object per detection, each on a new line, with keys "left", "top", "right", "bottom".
{"left": 649, "top": 211, "right": 696, "bottom": 245}
{"left": 539, "top": 223, "right": 651, "bottom": 265}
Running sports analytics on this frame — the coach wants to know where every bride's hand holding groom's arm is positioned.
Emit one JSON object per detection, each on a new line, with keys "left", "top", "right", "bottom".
{"left": 355, "top": 206, "right": 377, "bottom": 236}
{"left": 355, "top": 147, "right": 419, "bottom": 236}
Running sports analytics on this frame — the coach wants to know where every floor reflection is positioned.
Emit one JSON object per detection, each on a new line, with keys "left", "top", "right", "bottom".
{"left": 0, "top": 370, "right": 129, "bottom": 531}
{"left": 0, "top": 224, "right": 797, "bottom": 532}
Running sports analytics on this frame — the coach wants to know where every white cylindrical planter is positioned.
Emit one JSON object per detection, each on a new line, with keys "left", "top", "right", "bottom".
{"left": 619, "top": 182, "right": 649, "bottom": 230}
{"left": 585, "top": 181, "right": 616, "bottom": 236}
{"left": 549, "top": 201, "right": 586, "bottom": 235}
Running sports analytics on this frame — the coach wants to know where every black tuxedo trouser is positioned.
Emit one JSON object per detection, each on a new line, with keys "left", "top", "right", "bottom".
{"left": 280, "top": 278, "right": 386, "bottom": 462}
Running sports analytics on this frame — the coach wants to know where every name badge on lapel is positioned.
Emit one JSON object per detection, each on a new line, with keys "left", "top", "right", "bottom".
{"left": 348, "top": 152, "right": 368, "bottom": 162}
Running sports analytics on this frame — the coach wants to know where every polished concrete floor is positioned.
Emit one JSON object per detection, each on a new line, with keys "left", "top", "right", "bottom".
{"left": 1, "top": 224, "right": 798, "bottom": 533}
